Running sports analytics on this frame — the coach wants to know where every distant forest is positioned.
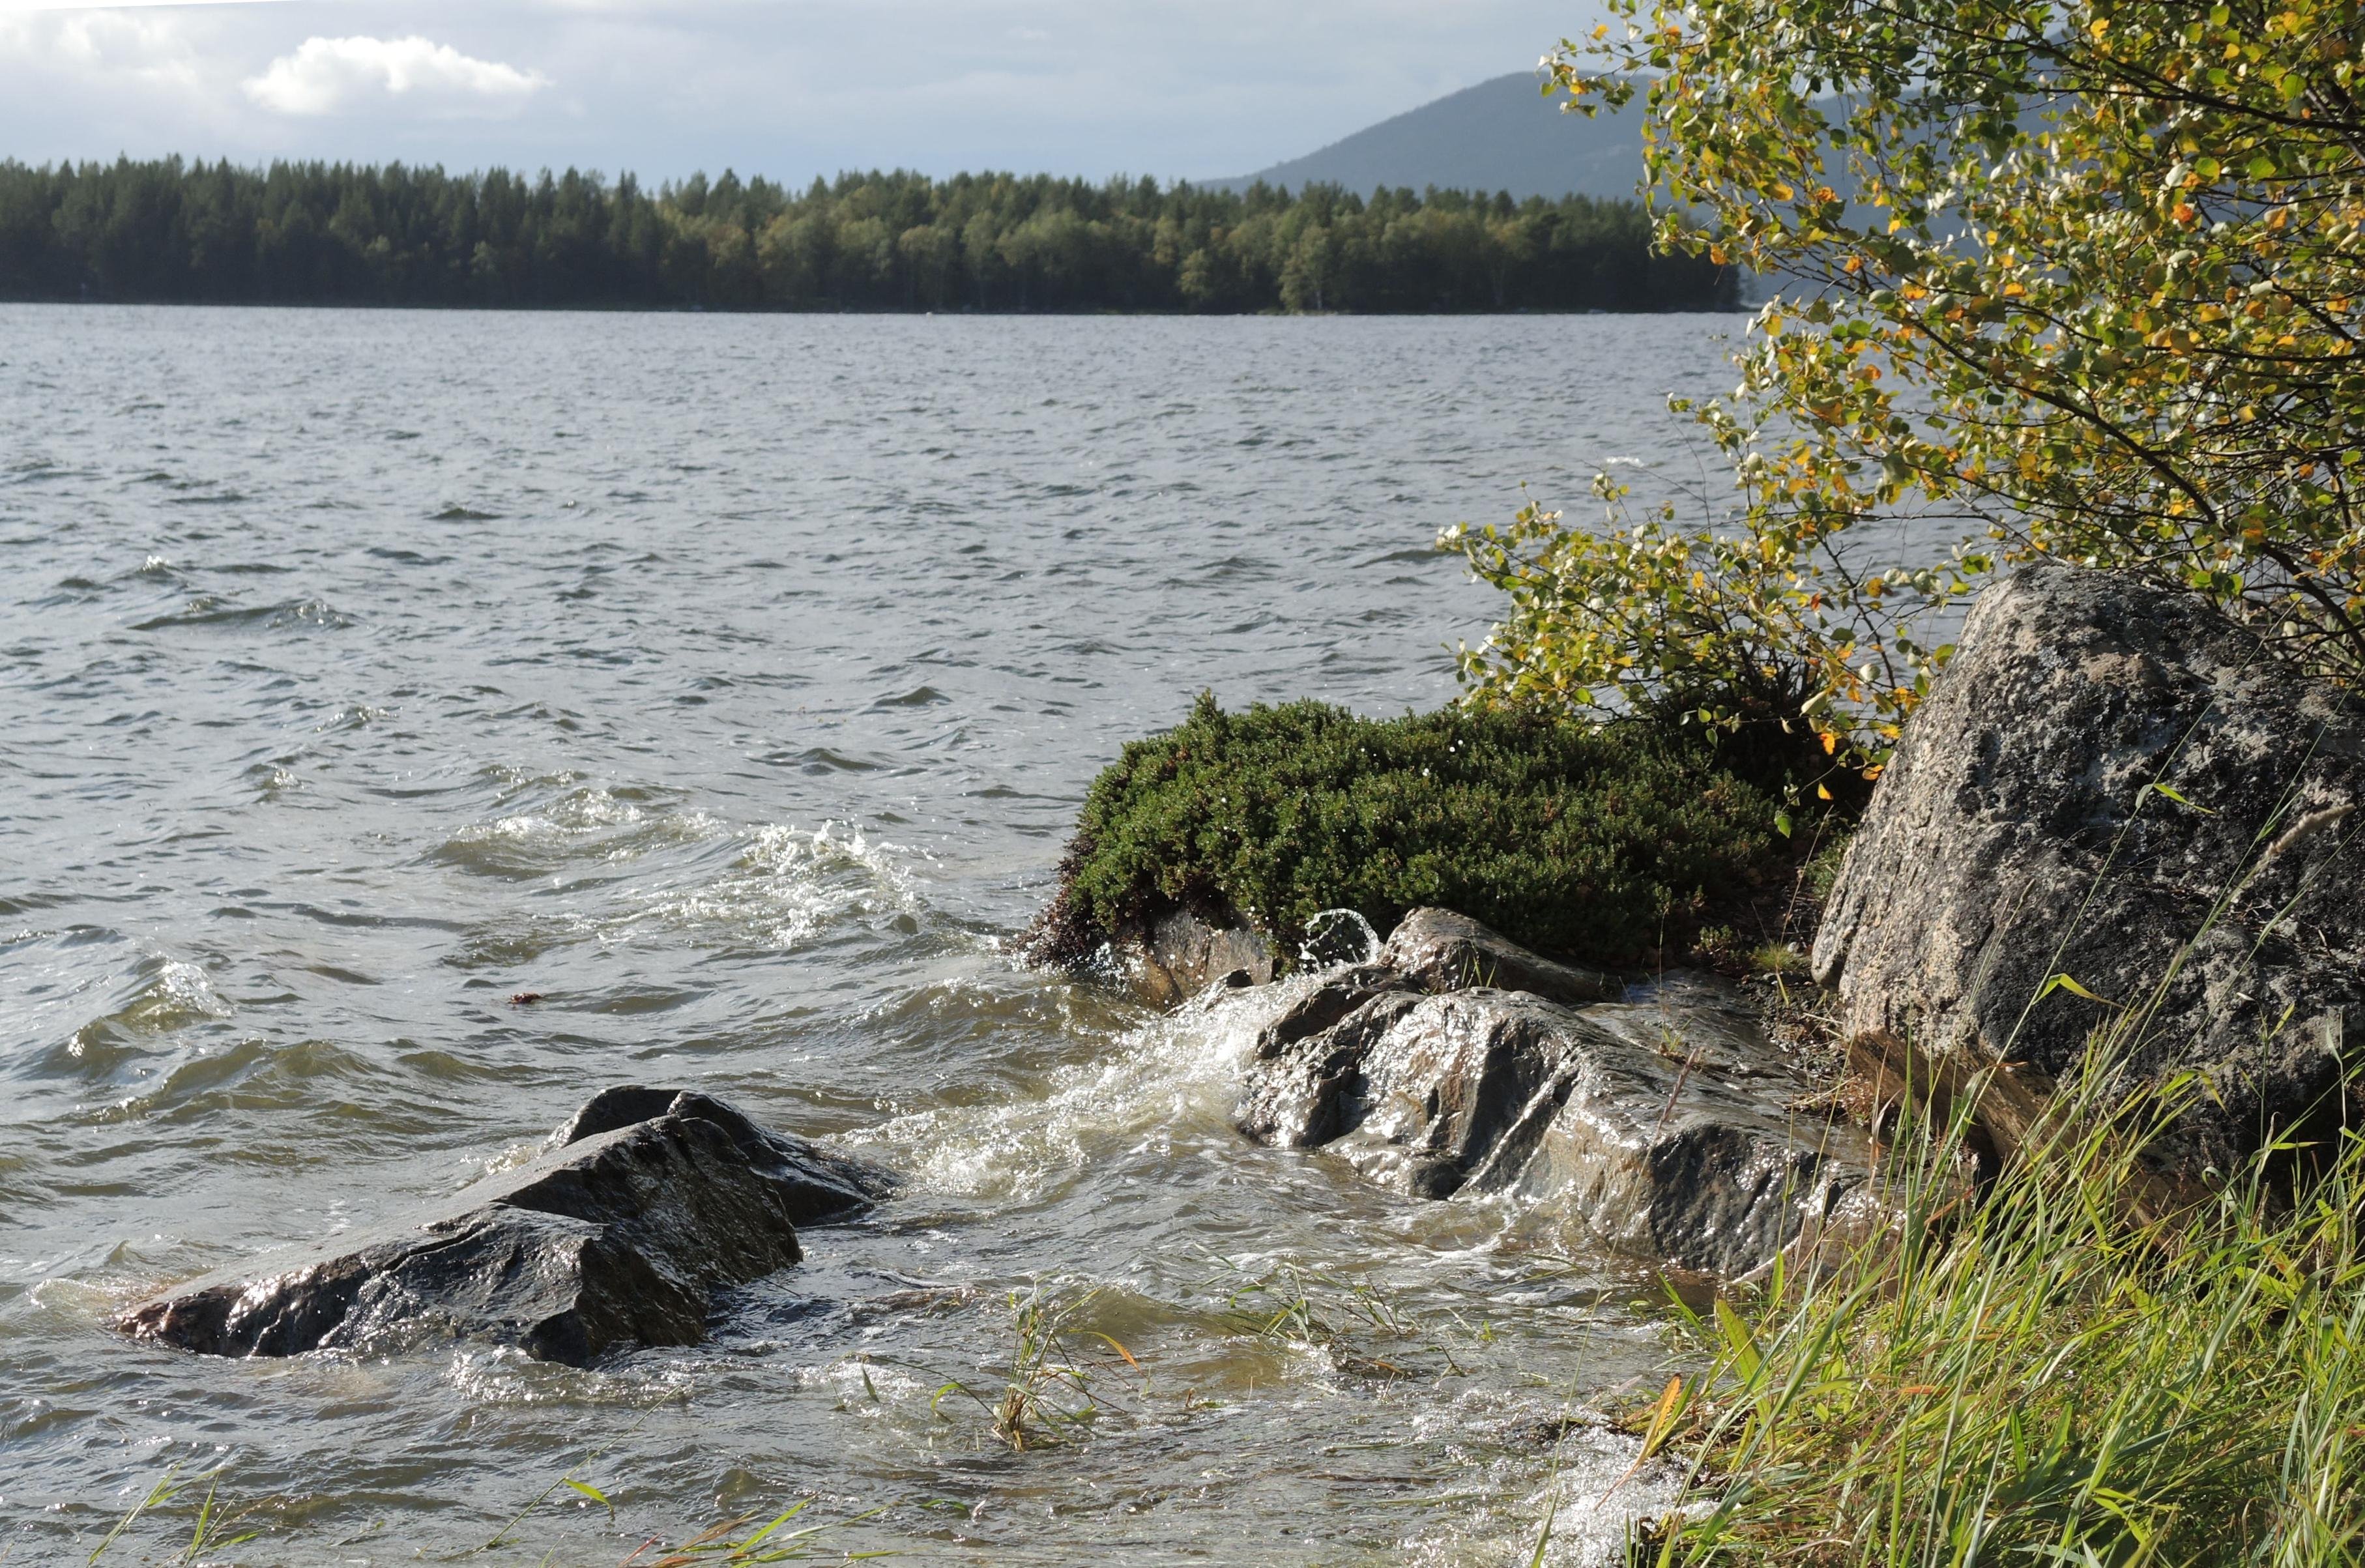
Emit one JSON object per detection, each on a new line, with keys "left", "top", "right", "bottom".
{"left": 0, "top": 158, "right": 1735, "bottom": 313}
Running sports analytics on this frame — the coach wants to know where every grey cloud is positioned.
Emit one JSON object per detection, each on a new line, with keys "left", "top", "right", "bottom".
{"left": 0, "top": 0, "right": 1597, "bottom": 182}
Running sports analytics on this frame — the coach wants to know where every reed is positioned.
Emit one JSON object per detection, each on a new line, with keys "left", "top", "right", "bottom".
{"left": 84, "top": 1465, "right": 260, "bottom": 1565}
{"left": 926, "top": 1281, "right": 1144, "bottom": 1452}
{"left": 1204, "top": 1253, "right": 1470, "bottom": 1378}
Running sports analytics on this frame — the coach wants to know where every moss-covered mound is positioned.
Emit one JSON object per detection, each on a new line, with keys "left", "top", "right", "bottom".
{"left": 1030, "top": 695, "right": 1792, "bottom": 972}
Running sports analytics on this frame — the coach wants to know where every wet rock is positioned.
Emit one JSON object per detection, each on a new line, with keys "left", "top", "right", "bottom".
{"left": 1129, "top": 906, "right": 1277, "bottom": 1006}
{"left": 1250, "top": 964, "right": 1419, "bottom": 1058}
{"left": 121, "top": 1089, "right": 892, "bottom": 1366}
{"left": 1378, "top": 907, "right": 1620, "bottom": 1005}
{"left": 546, "top": 1086, "right": 894, "bottom": 1221}
{"left": 1239, "top": 985, "right": 1425, "bottom": 1150}
{"left": 1236, "top": 912, "right": 1877, "bottom": 1279}
{"left": 1812, "top": 564, "right": 2365, "bottom": 1181}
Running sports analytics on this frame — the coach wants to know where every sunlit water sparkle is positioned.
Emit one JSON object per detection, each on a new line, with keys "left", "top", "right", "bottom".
{"left": 0, "top": 306, "right": 1752, "bottom": 1565}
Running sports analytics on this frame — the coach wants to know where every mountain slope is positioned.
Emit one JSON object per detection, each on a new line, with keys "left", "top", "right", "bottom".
{"left": 1207, "top": 73, "right": 1646, "bottom": 201}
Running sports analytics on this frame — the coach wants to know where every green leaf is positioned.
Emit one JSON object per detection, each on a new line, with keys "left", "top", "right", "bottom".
{"left": 2145, "top": 781, "right": 2215, "bottom": 814}
{"left": 1715, "top": 1297, "right": 1763, "bottom": 1381}
{"left": 2038, "top": 972, "right": 2119, "bottom": 1008}
{"left": 738, "top": 1501, "right": 813, "bottom": 1549}
{"left": 563, "top": 1478, "right": 614, "bottom": 1522}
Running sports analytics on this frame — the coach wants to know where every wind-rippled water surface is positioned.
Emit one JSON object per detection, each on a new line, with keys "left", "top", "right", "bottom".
{"left": 1, "top": 306, "right": 1743, "bottom": 1565}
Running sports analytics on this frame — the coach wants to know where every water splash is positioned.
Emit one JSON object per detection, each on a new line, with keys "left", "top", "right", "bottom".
{"left": 853, "top": 974, "right": 1316, "bottom": 1202}
{"left": 1297, "top": 907, "right": 1382, "bottom": 971}
{"left": 615, "top": 821, "right": 924, "bottom": 952}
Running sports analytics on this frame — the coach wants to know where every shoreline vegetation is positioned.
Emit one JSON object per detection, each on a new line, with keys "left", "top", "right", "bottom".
{"left": 1026, "top": 694, "right": 1814, "bottom": 978}
{"left": 1034, "top": 0, "right": 2365, "bottom": 1552}
{"left": 0, "top": 158, "right": 1737, "bottom": 314}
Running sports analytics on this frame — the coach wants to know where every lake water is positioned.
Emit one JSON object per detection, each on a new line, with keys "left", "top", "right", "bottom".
{"left": 1, "top": 308, "right": 1748, "bottom": 1565}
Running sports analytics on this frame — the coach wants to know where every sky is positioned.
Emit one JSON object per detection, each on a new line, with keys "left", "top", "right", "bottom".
{"left": 0, "top": 1, "right": 1597, "bottom": 186}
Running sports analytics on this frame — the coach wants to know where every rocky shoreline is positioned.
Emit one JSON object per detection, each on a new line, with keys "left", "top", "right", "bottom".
{"left": 119, "top": 564, "right": 2365, "bottom": 1365}
{"left": 1228, "top": 908, "right": 1884, "bottom": 1280}
{"left": 1127, "top": 565, "right": 2365, "bottom": 1277}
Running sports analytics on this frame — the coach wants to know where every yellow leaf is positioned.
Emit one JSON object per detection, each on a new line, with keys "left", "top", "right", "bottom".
{"left": 1639, "top": 1375, "right": 1685, "bottom": 1457}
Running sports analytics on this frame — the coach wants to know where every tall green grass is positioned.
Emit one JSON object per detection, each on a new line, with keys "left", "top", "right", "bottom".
{"left": 1632, "top": 1058, "right": 2365, "bottom": 1564}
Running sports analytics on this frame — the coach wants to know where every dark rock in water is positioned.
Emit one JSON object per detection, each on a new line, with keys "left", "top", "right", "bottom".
{"left": 121, "top": 1089, "right": 892, "bottom": 1365}
{"left": 1130, "top": 906, "right": 1276, "bottom": 1006}
{"left": 545, "top": 1087, "right": 893, "bottom": 1220}
{"left": 1236, "top": 910, "right": 1878, "bottom": 1279}
{"left": 1378, "top": 907, "right": 1620, "bottom": 1005}
{"left": 1812, "top": 564, "right": 2365, "bottom": 1182}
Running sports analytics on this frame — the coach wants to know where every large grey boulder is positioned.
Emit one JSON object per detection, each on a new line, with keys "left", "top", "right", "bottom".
{"left": 1237, "top": 912, "right": 1879, "bottom": 1279}
{"left": 1812, "top": 564, "right": 2365, "bottom": 1179}
{"left": 121, "top": 1088, "right": 892, "bottom": 1366}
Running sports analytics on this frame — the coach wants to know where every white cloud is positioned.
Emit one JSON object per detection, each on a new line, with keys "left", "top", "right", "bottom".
{"left": 0, "top": 9, "right": 204, "bottom": 85}
{"left": 0, "top": 1, "right": 278, "bottom": 10}
{"left": 242, "top": 34, "right": 549, "bottom": 117}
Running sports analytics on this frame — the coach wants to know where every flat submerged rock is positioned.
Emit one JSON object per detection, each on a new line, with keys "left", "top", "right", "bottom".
{"left": 121, "top": 1088, "right": 893, "bottom": 1366}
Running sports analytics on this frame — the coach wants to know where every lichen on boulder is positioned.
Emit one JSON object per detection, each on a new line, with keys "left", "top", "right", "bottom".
{"left": 1814, "top": 563, "right": 2365, "bottom": 1180}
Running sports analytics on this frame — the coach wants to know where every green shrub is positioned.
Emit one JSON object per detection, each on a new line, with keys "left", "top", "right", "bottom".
{"left": 1030, "top": 694, "right": 1791, "bottom": 972}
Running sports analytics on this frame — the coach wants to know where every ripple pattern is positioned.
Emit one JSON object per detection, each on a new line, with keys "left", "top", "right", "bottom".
{"left": 0, "top": 306, "right": 1741, "bottom": 1565}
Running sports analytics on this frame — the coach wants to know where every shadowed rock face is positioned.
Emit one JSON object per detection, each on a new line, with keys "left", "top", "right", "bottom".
{"left": 120, "top": 1089, "right": 893, "bottom": 1366}
{"left": 1235, "top": 912, "right": 1878, "bottom": 1280}
{"left": 1812, "top": 565, "right": 2365, "bottom": 1176}
{"left": 1129, "top": 907, "right": 1277, "bottom": 1006}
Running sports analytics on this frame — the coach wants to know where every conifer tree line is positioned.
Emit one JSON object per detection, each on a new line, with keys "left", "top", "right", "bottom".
{"left": 0, "top": 158, "right": 1735, "bottom": 313}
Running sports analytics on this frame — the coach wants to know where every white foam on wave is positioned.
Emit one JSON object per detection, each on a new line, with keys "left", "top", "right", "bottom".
{"left": 151, "top": 960, "right": 232, "bottom": 1023}
{"left": 443, "top": 783, "right": 723, "bottom": 881}
{"left": 471, "top": 785, "right": 646, "bottom": 843}
{"left": 847, "top": 973, "right": 1320, "bottom": 1204}
{"left": 1393, "top": 1397, "right": 1692, "bottom": 1567}
{"left": 615, "top": 820, "right": 927, "bottom": 953}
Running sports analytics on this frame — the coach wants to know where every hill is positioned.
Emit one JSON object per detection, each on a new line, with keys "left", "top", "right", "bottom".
{"left": 1208, "top": 73, "right": 1646, "bottom": 201}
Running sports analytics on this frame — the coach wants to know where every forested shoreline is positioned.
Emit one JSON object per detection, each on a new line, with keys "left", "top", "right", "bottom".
{"left": 0, "top": 158, "right": 1734, "bottom": 313}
